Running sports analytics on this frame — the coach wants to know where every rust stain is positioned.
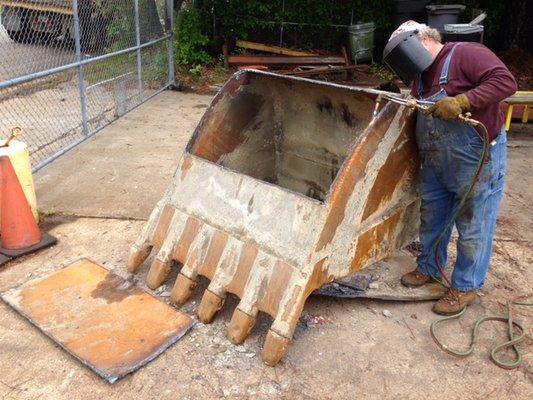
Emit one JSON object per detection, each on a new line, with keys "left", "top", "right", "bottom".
{"left": 350, "top": 211, "right": 402, "bottom": 273}
{"left": 198, "top": 230, "right": 228, "bottom": 279}
{"left": 315, "top": 103, "right": 399, "bottom": 251}
{"left": 180, "top": 156, "right": 193, "bottom": 181}
{"left": 172, "top": 217, "right": 202, "bottom": 263}
{"left": 280, "top": 285, "right": 302, "bottom": 324}
{"left": 360, "top": 131, "right": 418, "bottom": 221}
{"left": 226, "top": 242, "right": 258, "bottom": 297}
{"left": 258, "top": 260, "right": 293, "bottom": 318}
{"left": 91, "top": 273, "right": 137, "bottom": 303}
{"left": 192, "top": 92, "right": 265, "bottom": 162}
{"left": 305, "top": 257, "right": 334, "bottom": 296}
{"left": 183, "top": 246, "right": 199, "bottom": 276}
{"left": 268, "top": 259, "right": 333, "bottom": 334}
{"left": 152, "top": 205, "right": 175, "bottom": 248}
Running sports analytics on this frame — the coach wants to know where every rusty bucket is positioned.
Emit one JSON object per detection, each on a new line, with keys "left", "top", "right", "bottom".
{"left": 128, "top": 70, "right": 420, "bottom": 365}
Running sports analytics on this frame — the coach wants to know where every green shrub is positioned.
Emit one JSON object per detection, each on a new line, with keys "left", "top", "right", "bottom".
{"left": 175, "top": 9, "right": 212, "bottom": 67}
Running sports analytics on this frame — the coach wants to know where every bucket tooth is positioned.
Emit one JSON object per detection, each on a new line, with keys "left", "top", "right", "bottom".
{"left": 146, "top": 258, "right": 172, "bottom": 290}
{"left": 145, "top": 211, "right": 184, "bottom": 289}
{"left": 261, "top": 330, "right": 291, "bottom": 366}
{"left": 196, "top": 237, "right": 241, "bottom": 322}
{"left": 222, "top": 253, "right": 275, "bottom": 343}
{"left": 170, "top": 226, "right": 213, "bottom": 305}
{"left": 171, "top": 272, "right": 198, "bottom": 306}
{"left": 127, "top": 243, "right": 152, "bottom": 274}
{"left": 234, "top": 253, "right": 274, "bottom": 318}
{"left": 197, "top": 289, "right": 225, "bottom": 324}
{"left": 178, "top": 226, "right": 216, "bottom": 283}
{"left": 127, "top": 192, "right": 174, "bottom": 273}
{"left": 227, "top": 308, "right": 256, "bottom": 344}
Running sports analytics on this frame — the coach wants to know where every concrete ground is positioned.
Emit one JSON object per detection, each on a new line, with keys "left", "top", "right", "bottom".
{"left": 0, "top": 90, "right": 532, "bottom": 400}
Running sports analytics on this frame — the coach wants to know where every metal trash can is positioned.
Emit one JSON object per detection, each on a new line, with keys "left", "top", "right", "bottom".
{"left": 426, "top": 4, "right": 466, "bottom": 33}
{"left": 347, "top": 22, "right": 375, "bottom": 64}
{"left": 392, "top": 0, "right": 431, "bottom": 28}
{"left": 443, "top": 24, "right": 484, "bottom": 43}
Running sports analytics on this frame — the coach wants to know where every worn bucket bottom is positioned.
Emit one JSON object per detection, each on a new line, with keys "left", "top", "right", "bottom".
{"left": 0, "top": 259, "right": 194, "bottom": 383}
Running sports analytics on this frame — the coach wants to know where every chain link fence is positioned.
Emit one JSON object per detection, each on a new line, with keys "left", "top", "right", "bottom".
{"left": 0, "top": 0, "right": 174, "bottom": 170}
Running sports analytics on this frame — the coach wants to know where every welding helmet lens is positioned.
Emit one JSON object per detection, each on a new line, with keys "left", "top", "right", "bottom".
{"left": 382, "top": 30, "right": 433, "bottom": 86}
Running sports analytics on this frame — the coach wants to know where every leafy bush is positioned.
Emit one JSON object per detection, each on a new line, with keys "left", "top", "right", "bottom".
{"left": 175, "top": 9, "right": 212, "bottom": 67}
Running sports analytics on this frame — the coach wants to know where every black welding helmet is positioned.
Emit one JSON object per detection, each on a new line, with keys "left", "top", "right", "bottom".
{"left": 382, "top": 30, "right": 434, "bottom": 86}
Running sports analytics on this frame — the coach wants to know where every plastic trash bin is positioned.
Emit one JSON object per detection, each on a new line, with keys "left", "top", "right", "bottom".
{"left": 426, "top": 4, "right": 466, "bottom": 33}
{"left": 443, "top": 24, "right": 484, "bottom": 43}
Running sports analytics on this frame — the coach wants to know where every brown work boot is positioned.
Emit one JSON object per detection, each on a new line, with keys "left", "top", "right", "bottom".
{"left": 401, "top": 269, "right": 434, "bottom": 288}
{"left": 432, "top": 288, "right": 477, "bottom": 315}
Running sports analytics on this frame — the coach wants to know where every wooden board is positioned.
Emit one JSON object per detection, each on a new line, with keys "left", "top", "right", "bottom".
{"left": 1, "top": 259, "right": 194, "bottom": 383}
{"left": 236, "top": 40, "right": 317, "bottom": 57}
{"left": 228, "top": 55, "right": 346, "bottom": 66}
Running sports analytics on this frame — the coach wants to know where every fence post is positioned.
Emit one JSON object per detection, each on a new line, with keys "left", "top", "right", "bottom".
{"left": 72, "top": 0, "right": 89, "bottom": 136}
{"left": 167, "top": 0, "right": 176, "bottom": 87}
{"left": 134, "top": 0, "right": 143, "bottom": 101}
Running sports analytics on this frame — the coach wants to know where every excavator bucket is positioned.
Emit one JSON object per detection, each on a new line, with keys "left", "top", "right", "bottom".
{"left": 128, "top": 70, "right": 420, "bottom": 365}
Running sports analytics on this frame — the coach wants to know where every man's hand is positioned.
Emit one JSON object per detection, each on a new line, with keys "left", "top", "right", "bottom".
{"left": 424, "top": 93, "right": 470, "bottom": 120}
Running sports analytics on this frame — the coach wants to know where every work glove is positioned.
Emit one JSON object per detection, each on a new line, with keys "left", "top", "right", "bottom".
{"left": 424, "top": 93, "right": 470, "bottom": 120}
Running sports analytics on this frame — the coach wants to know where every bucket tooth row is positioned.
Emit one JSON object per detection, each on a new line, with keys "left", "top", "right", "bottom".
{"left": 128, "top": 204, "right": 306, "bottom": 364}
{"left": 127, "top": 70, "right": 420, "bottom": 365}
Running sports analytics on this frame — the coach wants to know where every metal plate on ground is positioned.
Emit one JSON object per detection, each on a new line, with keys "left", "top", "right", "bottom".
{"left": 314, "top": 251, "right": 447, "bottom": 301}
{"left": 0, "top": 259, "right": 194, "bottom": 383}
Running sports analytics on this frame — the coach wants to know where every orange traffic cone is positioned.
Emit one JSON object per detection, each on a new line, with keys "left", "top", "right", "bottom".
{"left": 0, "top": 156, "right": 56, "bottom": 258}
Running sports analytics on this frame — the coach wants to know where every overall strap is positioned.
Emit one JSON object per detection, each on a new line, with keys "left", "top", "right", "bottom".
{"left": 417, "top": 43, "right": 461, "bottom": 98}
{"left": 416, "top": 73, "right": 424, "bottom": 98}
{"left": 438, "top": 43, "right": 461, "bottom": 87}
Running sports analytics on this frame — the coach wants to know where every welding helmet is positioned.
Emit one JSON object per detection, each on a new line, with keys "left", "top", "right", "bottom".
{"left": 382, "top": 30, "right": 433, "bottom": 86}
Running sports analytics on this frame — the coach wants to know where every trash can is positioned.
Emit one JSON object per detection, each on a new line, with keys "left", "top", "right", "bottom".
{"left": 392, "top": 0, "right": 431, "bottom": 28}
{"left": 426, "top": 4, "right": 466, "bottom": 33}
{"left": 347, "top": 22, "right": 375, "bottom": 64}
{"left": 443, "top": 24, "right": 484, "bottom": 43}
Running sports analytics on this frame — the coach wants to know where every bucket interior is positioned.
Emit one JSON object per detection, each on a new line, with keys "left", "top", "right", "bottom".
{"left": 189, "top": 72, "right": 377, "bottom": 201}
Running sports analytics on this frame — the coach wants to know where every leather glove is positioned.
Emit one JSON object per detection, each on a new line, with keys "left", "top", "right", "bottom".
{"left": 424, "top": 93, "right": 470, "bottom": 120}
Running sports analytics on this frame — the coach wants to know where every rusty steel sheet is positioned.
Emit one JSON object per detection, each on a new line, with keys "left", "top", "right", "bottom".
{"left": 0, "top": 259, "right": 194, "bottom": 383}
{"left": 127, "top": 70, "right": 420, "bottom": 365}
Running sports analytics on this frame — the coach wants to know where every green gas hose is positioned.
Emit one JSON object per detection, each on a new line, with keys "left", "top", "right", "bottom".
{"left": 430, "top": 295, "right": 532, "bottom": 369}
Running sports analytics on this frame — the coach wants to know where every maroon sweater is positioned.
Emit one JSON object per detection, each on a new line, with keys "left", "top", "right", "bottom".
{"left": 411, "top": 42, "right": 517, "bottom": 140}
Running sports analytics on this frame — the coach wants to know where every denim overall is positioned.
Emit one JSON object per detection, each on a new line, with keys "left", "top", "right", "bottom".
{"left": 415, "top": 43, "right": 507, "bottom": 291}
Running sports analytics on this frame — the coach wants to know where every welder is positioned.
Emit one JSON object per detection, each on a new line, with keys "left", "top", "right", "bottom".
{"left": 383, "top": 21, "right": 517, "bottom": 315}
